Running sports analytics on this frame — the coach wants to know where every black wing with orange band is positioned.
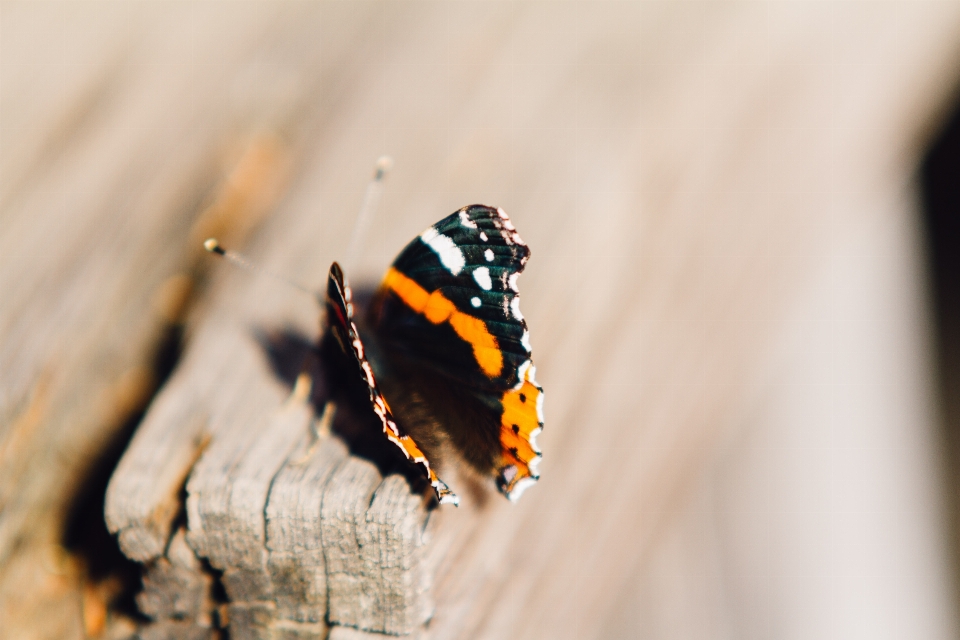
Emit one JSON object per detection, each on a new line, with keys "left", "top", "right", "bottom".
{"left": 370, "top": 205, "right": 543, "bottom": 501}
{"left": 324, "top": 262, "right": 459, "bottom": 506}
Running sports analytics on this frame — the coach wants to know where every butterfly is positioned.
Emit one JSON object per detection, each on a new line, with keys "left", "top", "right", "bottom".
{"left": 321, "top": 205, "right": 543, "bottom": 506}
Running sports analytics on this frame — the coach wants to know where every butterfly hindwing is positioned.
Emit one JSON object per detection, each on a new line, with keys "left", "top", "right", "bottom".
{"left": 371, "top": 205, "right": 543, "bottom": 501}
{"left": 324, "top": 262, "right": 459, "bottom": 506}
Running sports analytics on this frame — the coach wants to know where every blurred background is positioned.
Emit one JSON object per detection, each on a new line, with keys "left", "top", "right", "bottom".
{"left": 3, "top": 1, "right": 960, "bottom": 638}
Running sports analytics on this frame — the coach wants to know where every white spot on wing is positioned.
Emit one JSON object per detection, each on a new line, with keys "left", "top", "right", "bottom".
{"left": 459, "top": 209, "right": 477, "bottom": 228}
{"left": 535, "top": 385, "right": 544, "bottom": 423}
{"left": 421, "top": 227, "right": 465, "bottom": 275}
{"left": 497, "top": 207, "right": 516, "bottom": 230}
{"left": 479, "top": 231, "right": 488, "bottom": 242}
{"left": 472, "top": 266, "right": 492, "bottom": 290}
{"left": 507, "top": 273, "right": 519, "bottom": 293}
{"left": 361, "top": 361, "right": 375, "bottom": 385}
{"left": 507, "top": 476, "right": 538, "bottom": 501}
{"left": 521, "top": 330, "right": 531, "bottom": 351}
{"left": 484, "top": 248, "right": 494, "bottom": 262}
{"left": 471, "top": 296, "right": 481, "bottom": 308}
{"left": 529, "top": 427, "right": 542, "bottom": 454}
{"left": 515, "top": 360, "right": 531, "bottom": 390}
{"left": 510, "top": 296, "right": 524, "bottom": 321}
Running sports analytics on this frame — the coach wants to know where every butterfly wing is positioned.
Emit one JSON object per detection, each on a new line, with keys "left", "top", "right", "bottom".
{"left": 324, "top": 262, "right": 459, "bottom": 506}
{"left": 370, "top": 205, "right": 543, "bottom": 501}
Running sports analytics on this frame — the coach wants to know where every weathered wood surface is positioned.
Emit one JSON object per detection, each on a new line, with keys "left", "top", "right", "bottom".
{"left": 5, "top": 2, "right": 960, "bottom": 639}
{"left": 0, "top": 3, "right": 311, "bottom": 637}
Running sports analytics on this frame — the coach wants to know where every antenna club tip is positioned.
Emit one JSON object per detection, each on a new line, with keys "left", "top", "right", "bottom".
{"left": 204, "top": 238, "right": 224, "bottom": 254}
{"left": 374, "top": 155, "right": 393, "bottom": 180}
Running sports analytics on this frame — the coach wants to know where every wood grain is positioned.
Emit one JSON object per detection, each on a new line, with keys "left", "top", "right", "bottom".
{"left": 266, "top": 418, "right": 347, "bottom": 627}
{"left": 137, "top": 527, "right": 214, "bottom": 623}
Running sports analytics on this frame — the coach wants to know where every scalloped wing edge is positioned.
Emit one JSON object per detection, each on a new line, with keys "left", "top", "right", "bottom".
{"left": 326, "top": 262, "right": 459, "bottom": 506}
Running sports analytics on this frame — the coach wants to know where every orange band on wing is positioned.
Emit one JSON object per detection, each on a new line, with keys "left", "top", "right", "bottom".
{"left": 501, "top": 374, "right": 541, "bottom": 457}
{"left": 383, "top": 267, "right": 503, "bottom": 378}
{"left": 397, "top": 434, "right": 427, "bottom": 461}
{"left": 497, "top": 363, "right": 543, "bottom": 495}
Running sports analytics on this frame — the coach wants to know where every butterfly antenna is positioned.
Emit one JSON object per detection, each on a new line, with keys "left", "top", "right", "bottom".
{"left": 203, "top": 238, "right": 322, "bottom": 304}
{"left": 342, "top": 155, "right": 393, "bottom": 271}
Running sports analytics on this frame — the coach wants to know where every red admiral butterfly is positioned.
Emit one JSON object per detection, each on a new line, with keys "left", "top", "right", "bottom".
{"left": 322, "top": 205, "right": 543, "bottom": 506}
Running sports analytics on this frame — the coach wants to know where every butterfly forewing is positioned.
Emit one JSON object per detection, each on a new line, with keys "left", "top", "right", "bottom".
{"left": 371, "top": 205, "right": 543, "bottom": 501}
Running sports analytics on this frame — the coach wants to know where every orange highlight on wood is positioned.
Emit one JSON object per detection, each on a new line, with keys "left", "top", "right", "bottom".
{"left": 383, "top": 267, "right": 503, "bottom": 378}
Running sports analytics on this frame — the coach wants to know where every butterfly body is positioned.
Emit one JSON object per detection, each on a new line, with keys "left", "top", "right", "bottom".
{"left": 323, "top": 205, "right": 543, "bottom": 505}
